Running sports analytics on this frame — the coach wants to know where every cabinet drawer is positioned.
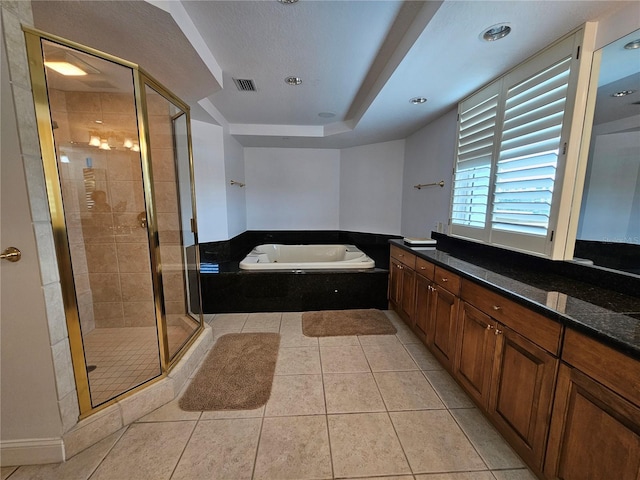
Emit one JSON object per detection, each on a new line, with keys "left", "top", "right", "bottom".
{"left": 562, "top": 328, "right": 640, "bottom": 407}
{"left": 434, "top": 266, "right": 460, "bottom": 294}
{"left": 390, "top": 245, "right": 416, "bottom": 269}
{"left": 461, "top": 279, "right": 562, "bottom": 355}
{"left": 415, "top": 258, "right": 434, "bottom": 280}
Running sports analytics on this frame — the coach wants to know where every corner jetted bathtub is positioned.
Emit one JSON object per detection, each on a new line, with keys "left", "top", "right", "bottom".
{"left": 239, "top": 244, "right": 375, "bottom": 270}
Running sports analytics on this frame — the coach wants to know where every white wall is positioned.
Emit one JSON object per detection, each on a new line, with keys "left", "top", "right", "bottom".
{"left": 340, "top": 140, "right": 404, "bottom": 235}
{"left": 401, "top": 109, "right": 457, "bottom": 238}
{"left": 244, "top": 148, "right": 340, "bottom": 230}
{"left": 191, "top": 120, "right": 228, "bottom": 242}
{"left": 224, "top": 132, "right": 246, "bottom": 238}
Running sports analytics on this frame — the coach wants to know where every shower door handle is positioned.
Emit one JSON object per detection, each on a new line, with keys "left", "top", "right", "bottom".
{"left": 137, "top": 212, "right": 147, "bottom": 229}
{"left": 1, "top": 246, "right": 21, "bottom": 262}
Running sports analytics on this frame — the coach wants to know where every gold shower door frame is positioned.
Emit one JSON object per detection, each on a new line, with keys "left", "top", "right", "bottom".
{"left": 24, "top": 27, "right": 204, "bottom": 418}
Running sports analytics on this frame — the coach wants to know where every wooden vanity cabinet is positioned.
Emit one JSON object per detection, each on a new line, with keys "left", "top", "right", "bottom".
{"left": 389, "top": 246, "right": 416, "bottom": 324}
{"left": 426, "top": 270, "right": 460, "bottom": 372}
{"left": 413, "top": 261, "right": 434, "bottom": 341}
{"left": 544, "top": 329, "right": 640, "bottom": 480}
{"left": 454, "top": 301, "right": 497, "bottom": 408}
{"left": 455, "top": 279, "right": 561, "bottom": 471}
{"left": 387, "top": 244, "right": 640, "bottom": 479}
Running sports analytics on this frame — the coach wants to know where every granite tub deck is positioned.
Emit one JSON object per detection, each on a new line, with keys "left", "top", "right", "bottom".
{"left": 199, "top": 231, "right": 397, "bottom": 314}
{"left": 390, "top": 237, "right": 640, "bottom": 359}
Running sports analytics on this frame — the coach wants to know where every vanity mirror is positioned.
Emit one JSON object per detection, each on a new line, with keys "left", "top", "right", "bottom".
{"left": 574, "top": 28, "right": 640, "bottom": 275}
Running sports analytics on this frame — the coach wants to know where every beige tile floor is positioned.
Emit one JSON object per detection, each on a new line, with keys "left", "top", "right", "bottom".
{"left": 2, "top": 311, "right": 538, "bottom": 480}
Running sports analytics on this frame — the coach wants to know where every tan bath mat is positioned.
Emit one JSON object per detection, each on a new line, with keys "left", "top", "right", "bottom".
{"left": 179, "top": 332, "right": 280, "bottom": 411}
{"left": 302, "top": 309, "right": 397, "bottom": 337}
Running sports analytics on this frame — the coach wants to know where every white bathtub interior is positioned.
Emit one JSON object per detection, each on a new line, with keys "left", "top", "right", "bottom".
{"left": 239, "top": 244, "right": 375, "bottom": 270}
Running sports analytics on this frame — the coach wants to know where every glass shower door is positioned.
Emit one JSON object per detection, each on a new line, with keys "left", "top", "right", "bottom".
{"left": 143, "top": 84, "right": 201, "bottom": 361}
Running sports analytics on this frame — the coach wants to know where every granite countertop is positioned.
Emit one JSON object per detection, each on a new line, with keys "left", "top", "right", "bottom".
{"left": 390, "top": 239, "right": 640, "bottom": 360}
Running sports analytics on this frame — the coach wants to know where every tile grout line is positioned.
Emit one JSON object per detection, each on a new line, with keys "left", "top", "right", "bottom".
{"left": 317, "top": 334, "right": 336, "bottom": 480}
{"left": 86, "top": 424, "right": 130, "bottom": 480}
{"left": 166, "top": 418, "right": 199, "bottom": 480}
{"left": 249, "top": 405, "right": 267, "bottom": 480}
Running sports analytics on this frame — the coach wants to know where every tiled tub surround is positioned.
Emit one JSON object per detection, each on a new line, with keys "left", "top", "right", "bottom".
{"left": 199, "top": 230, "right": 399, "bottom": 313}
{"left": 412, "top": 234, "right": 640, "bottom": 357}
{"left": 2, "top": 311, "right": 539, "bottom": 480}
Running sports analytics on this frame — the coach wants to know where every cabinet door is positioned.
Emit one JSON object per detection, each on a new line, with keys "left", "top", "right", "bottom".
{"left": 454, "top": 302, "right": 497, "bottom": 409}
{"left": 544, "top": 364, "right": 640, "bottom": 480}
{"left": 388, "top": 260, "right": 402, "bottom": 306}
{"left": 489, "top": 326, "right": 558, "bottom": 470}
{"left": 427, "top": 284, "right": 459, "bottom": 370}
{"left": 414, "top": 274, "right": 433, "bottom": 341}
{"left": 399, "top": 267, "right": 416, "bottom": 323}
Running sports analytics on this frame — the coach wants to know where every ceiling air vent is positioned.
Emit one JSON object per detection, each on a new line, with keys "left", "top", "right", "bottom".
{"left": 233, "top": 78, "right": 256, "bottom": 92}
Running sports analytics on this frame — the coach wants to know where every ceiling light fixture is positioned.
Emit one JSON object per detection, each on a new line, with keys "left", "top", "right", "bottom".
{"left": 318, "top": 112, "right": 336, "bottom": 118}
{"left": 285, "top": 76, "right": 302, "bottom": 85}
{"left": 611, "top": 90, "right": 636, "bottom": 97}
{"left": 277, "top": 0, "right": 299, "bottom": 4}
{"left": 410, "top": 97, "right": 427, "bottom": 104}
{"left": 482, "top": 24, "right": 512, "bottom": 42}
{"left": 44, "top": 61, "right": 87, "bottom": 76}
{"left": 624, "top": 39, "right": 640, "bottom": 50}
{"left": 98, "top": 139, "right": 111, "bottom": 151}
{"left": 89, "top": 135, "right": 101, "bottom": 147}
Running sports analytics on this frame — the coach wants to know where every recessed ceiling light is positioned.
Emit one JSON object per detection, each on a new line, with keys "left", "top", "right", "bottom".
{"left": 318, "top": 112, "right": 336, "bottom": 118}
{"left": 285, "top": 76, "right": 302, "bottom": 86}
{"left": 278, "top": 0, "right": 299, "bottom": 3}
{"left": 410, "top": 97, "right": 427, "bottom": 104}
{"left": 624, "top": 39, "right": 640, "bottom": 50}
{"left": 482, "top": 24, "right": 512, "bottom": 42}
{"left": 611, "top": 90, "right": 636, "bottom": 97}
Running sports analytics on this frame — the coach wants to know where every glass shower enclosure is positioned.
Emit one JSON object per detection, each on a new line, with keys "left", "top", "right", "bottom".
{"left": 25, "top": 28, "right": 203, "bottom": 416}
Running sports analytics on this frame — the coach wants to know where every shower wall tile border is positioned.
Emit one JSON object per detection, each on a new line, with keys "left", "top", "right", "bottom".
{"left": 0, "top": 6, "right": 32, "bottom": 89}
{"left": 43, "top": 282, "right": 68, "bottom": 346}
{"left": 33, "top": 221, "right": 60, "bottom": 286}
{"left": 58, "top": 391, "right": 81, "bottom": 434}
{"left": 51, "top": 339, "right": 76, "bottom": 400}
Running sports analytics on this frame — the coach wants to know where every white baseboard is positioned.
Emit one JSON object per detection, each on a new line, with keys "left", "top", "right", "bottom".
{"left": 0, "top": 437, "right": 64, "bottom": 466}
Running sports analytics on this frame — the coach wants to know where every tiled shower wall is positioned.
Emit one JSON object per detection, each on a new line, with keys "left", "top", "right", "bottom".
{"left": 51, "top": 89, "right": 156, "bottom": 330}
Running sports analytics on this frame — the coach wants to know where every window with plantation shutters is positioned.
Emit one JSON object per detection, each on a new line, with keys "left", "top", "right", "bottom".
{"left": 448, "top": 26, "right": 595, "bottom": 259}
{"left": 452, "top": 89, "right": 498, "bottom": 231}
{"left": 491, "top": 57, "right": 571, "bottom": 237}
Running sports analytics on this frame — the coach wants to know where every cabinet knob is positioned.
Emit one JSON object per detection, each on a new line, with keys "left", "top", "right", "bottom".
{"left": 397, "top": 264, "right": 403, "bottom": 270}
{"left": 441, "top": 277, "right": 449, "bottom": 282}
{"left": 492, "top": 305, "right": 502, "bottom": 311}
{"left": 495, "top": 329, "right": 503, "bottom": 335}
{"left": 486, "top": 324, "right": 494, "bottom": 330}
{"left": 420, "top": 266, "right": 426, "bottom": 270}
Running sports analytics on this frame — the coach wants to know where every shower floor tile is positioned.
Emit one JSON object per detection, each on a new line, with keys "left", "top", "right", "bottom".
{"left": 84, "top": 325, "right": 192, "bottom": 406}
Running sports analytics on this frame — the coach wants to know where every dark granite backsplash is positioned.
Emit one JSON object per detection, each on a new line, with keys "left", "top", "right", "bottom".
{"left": 431, "top": 232, "right": 640, "bottom": 300}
